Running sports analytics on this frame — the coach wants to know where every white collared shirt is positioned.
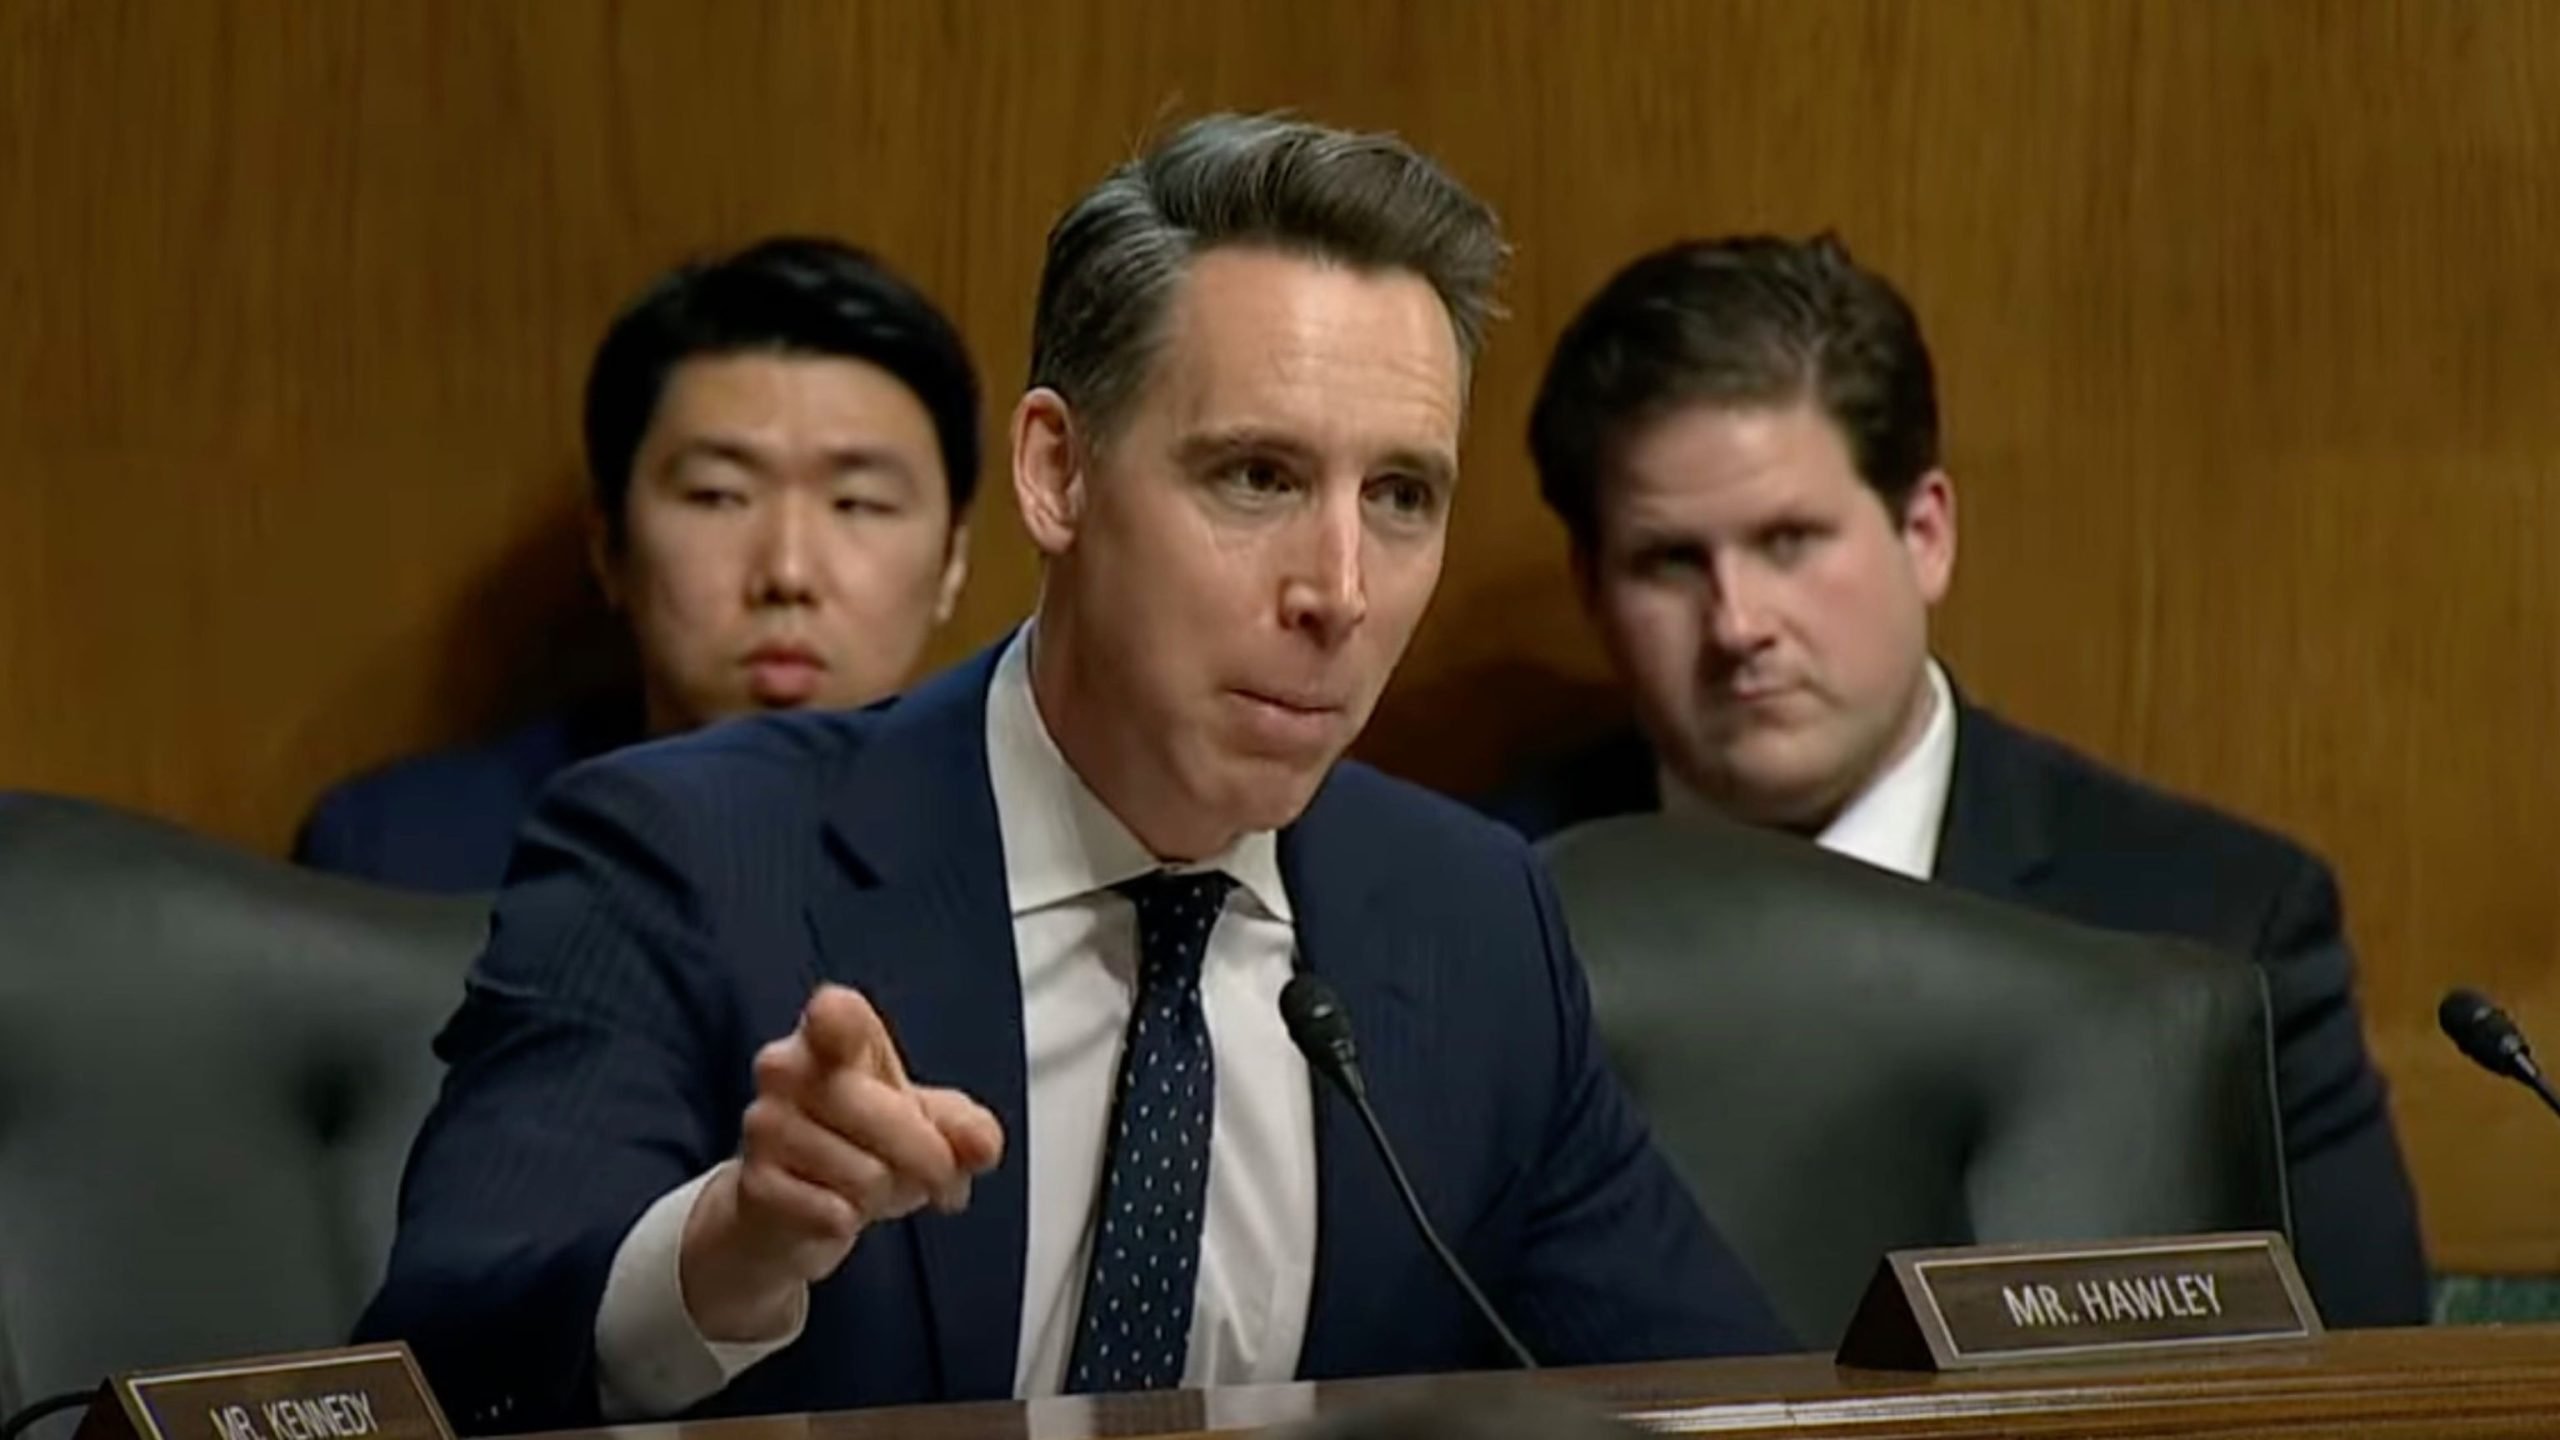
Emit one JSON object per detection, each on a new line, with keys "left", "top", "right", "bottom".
{"left": 1662, "top": 660, "right": 1960, "bottom": 881}
{"left": 594, "top": 628, "right": 1315, "bottom": 1416}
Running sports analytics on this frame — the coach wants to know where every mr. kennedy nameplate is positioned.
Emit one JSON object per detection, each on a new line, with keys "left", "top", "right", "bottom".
{"left": 72, "top": 1345, "right": 452, "bottom": 1440}
{"left": 1834, "top": 1232, "right": 2323, "bottom": 1372}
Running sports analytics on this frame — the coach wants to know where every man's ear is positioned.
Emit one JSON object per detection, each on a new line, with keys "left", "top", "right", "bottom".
{"left": 584, "top": 502, "right": 626, "bottom": 610}
{"left": 933, "top": 521, "right": 972, "bottom": 624}
{"left": 1899, "top": 468, "right": 1958, "bottom": 605}
{"left": 1569, "top": 533, "right": 1602, "bottom": 595}
{"left": 1012, "top": 388, "right": 1087, "bottom": 558}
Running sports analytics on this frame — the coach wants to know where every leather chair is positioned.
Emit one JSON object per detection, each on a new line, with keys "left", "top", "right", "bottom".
{"left": 1541, "top": 813, "right": 2287, "bottom": 1349}
{"left": 0, "top": 793, "right": 485, "bottom": 1425}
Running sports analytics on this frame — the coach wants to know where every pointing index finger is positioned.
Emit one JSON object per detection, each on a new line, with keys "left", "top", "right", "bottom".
{"left": 800, "top": 983, "right": 911, "bottom": 1088}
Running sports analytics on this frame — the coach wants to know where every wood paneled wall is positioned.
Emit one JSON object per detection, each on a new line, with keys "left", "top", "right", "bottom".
{"left": 6, "top": 0, "right": 2558, "bottom": 1273}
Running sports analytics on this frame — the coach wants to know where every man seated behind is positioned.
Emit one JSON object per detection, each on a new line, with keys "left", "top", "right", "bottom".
{"left": 1490, "top": 233, "right": 2427, "bottom": 1327}
{"left": 294, "top": 237, "right": 977, "bottom": 891}
{"left": 356, "top": 116, "right": 1788, "bottom": 1435}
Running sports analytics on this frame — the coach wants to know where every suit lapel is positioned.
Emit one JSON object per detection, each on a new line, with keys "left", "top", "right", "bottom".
{"left": 806, "top": 645, "right": 1029, "bottom": 1401}
{"left": 1932, "top": 693, "right": 2058, "bottom": 904}
{"left": 1279, "top": 771, "right": 1431, "bottom": 1375}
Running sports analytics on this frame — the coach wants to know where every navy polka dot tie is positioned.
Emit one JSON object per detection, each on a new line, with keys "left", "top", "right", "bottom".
{"left": 1064, "top": 869, "right": 1236, "bottom": 1394}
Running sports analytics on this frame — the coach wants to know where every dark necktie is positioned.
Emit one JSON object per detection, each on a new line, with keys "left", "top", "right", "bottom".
{"left": 1063, "top": 868, "right": 1236, "bottom": 1394}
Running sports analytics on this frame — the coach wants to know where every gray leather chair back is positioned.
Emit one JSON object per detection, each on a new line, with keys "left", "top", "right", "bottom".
{"left": 1542, "top": 814, "right": 2287, "bottom": 1348}
{"left": 0, "top": 793, "right": 484, "bottom": 1417}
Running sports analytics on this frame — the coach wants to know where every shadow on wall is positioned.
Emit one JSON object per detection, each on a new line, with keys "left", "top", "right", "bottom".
{"left": 282, "top": 472, "right": 634, "bottom": 834}
{"left": 1356, "top": 567, "right": 1626, "bottom": 801}
{"left": 431, "top": 485, "right": 635, "bottom": 743}
{"left": 1359, "top": 655, "right": 1625, "bottom": 802}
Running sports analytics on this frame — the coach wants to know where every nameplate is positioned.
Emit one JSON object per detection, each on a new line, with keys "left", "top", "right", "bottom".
{"left": 71, "top": 1345, "right": 452, "bottom": 1440}
{"left": 1834, "top": 1232, "right": 2323, "bottom": 1371}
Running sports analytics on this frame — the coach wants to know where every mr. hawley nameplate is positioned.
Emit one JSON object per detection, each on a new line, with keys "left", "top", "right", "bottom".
{"left": 1835, "top": 1232, "right": 2323, "bottom": 1371}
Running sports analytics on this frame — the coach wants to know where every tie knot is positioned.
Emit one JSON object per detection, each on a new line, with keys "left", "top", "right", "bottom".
{"left": 1113, "top": 869, "right": 1236, "bottom": 987}
{"left": 1114, "top": 868, "right": 1236, "bottom": 925}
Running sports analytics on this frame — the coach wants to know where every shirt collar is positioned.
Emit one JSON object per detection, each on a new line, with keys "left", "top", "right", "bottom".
{"left": 1815, "top": 659, "right": 1958, "bottom": 880}
{"left": 984, "top": 625, "right": 1292, "bottom": 922}
{"left": 1659, "top": 658, "right": 1959, "bottom": 881}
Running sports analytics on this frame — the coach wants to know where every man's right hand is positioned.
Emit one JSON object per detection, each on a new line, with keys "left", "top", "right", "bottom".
{"left": 680, "top": 983, "right": 1006, "bottom": 1342}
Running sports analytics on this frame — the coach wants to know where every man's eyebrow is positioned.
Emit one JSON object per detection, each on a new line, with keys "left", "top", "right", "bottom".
{"left": 1174, "top": 426, "right": 1457, "bottom": 486}
{"left": 1173, "top": 426, "right": 1324, "bottom": 470}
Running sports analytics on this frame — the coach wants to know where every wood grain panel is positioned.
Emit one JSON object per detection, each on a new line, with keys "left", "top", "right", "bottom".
{"left": 5, "top": 0, "right": 2558, "bottom": 1272}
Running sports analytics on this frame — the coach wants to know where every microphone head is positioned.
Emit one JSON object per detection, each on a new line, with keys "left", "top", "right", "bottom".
{"left": 1280, "top": 972, "right": 1353, "bottom": 1051}
{"left": 1280, "top": 973, "right": 1362, "bottom": 1089}
{"left": 2440, "top": 986, "right": 2534, "bottom": 1080}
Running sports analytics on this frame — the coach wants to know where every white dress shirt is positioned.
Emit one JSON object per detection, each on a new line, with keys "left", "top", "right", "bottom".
{"left": 594, "top": 627, "right": 1316, "bottom": 1417}
{"left": 1662, "top": 660, "right": 1960, "bottom": 881}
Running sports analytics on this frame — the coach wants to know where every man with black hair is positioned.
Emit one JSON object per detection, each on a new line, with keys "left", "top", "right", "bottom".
{"left": 295, "top": 237, "right": 979, "bottom": 892}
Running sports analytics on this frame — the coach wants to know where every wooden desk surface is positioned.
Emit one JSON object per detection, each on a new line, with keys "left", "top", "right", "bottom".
{"left": 556, "top": 1325, "right": 2560, "bottom": 1439}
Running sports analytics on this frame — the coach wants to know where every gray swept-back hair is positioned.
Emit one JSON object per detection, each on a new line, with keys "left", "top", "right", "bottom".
{"left": 1029, "top": 112, "right": 1508, "bottom": 438}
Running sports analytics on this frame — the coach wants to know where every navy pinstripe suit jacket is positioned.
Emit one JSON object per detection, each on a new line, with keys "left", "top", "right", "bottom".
{"left": 355, "top": 644, "right": 1787, "bottom": 1432}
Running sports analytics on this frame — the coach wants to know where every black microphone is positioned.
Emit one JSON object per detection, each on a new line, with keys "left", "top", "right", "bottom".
{"left": 1279, "top": 973, "right": 1539, "bottom": 1371}
{"left": 0, "top": 1392, "right": 93, "bottom": 1440}
{"left": 2439, "top": 987, "right": 2560, "bottom": 1121}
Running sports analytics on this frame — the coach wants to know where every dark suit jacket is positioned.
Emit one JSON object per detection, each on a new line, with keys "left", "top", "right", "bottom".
{"left": 355, "top": 646, "right": 1789, "bottom": 1434}
{"left": 1483, "top": 697, "right": 2430, "bottom": 1328}
{"left": 293, "top": 701, "right": 637, "bottom": 894}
